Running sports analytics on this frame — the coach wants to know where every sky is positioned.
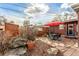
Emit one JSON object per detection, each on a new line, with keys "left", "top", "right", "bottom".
{"left": 0, "top": 3, "right": 76, "bottom": 25}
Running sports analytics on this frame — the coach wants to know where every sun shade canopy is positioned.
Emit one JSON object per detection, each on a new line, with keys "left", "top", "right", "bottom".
{"left": 45, "top": 21, "right": 64, "bottom": 26}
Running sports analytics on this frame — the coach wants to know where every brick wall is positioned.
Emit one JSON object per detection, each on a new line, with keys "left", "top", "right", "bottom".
{"left": 5, "top": 23, "right": 19, "bottom": 37}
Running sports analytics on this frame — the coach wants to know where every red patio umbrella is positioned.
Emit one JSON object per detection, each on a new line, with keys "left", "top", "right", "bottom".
{"left": 45, "top": 21, "right": 64, "bottom": 26}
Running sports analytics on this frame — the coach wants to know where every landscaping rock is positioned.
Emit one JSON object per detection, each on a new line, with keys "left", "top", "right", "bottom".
{"left": 4, "top": 47, "right": 27, "bottom": 56}
{"left": 71, "top": 42, "right": 78, "bottom": 48}
{"left": 10, "top": 37, "right": 27, "bottom": 48}
{"left": 58, "top": 43, "right": 65, "bottom": 47}
{"left": 53, "top": 43, "right": 58, "bottom": 46}
{"left": 47, "top": 48, "right": 58, "bottom": 56}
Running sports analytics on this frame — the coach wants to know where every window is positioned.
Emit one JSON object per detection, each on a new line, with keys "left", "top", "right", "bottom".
{"left": 59, "top": 25, "right": 64, "bottom": 29}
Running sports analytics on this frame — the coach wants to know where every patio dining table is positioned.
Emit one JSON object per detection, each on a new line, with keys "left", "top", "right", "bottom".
{"left": 48, "top": 33, "right": 61, "bottom": 40}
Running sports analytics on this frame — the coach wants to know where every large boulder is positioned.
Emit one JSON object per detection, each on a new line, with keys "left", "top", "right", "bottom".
{"left": 10, "top": 37, "right": 27, "bottom": 48}
{"left": 4, "top": 47, "right": 27, "bottom": 56}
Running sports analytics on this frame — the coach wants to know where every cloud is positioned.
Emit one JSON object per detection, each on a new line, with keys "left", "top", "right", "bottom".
{"left": 60, "top": 3, "right": 70, "bottom": 9}
{"left": 5, "top": 15, "right": 25, "bottom": 26}
{"left": 24, "top": 3, "right": 49, "bottom": 17}
{"left": 29, "top": 13, "right": 58, "bottom": 25}
{"left": 60, "top": 3, "right": 76, "bottom": 16}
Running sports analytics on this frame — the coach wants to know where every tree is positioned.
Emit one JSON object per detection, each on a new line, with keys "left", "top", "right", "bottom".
{"left": 0, "top": 16, "right": 7, "bottom": 25}
{"left": 19, "top": 17, "right": 30, "bottom": 38}
{"left": 10, "top": 21, "right": 14, "bottom": 24}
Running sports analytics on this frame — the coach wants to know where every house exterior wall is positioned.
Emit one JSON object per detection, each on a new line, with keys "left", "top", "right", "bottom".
{"left": 63, "top": 21, "right": 78, "bottom": 36}
{"left": 36, "top": 21, "right": 78, "bottom": 37}
{"left": 59, "top": 29, "right": 65, "bottom": 35}
{"left": 42, "top": 26, "right": 65, "bottom": 35}
{"left": 46, "top": 21, "right": 78, "bottom": 36}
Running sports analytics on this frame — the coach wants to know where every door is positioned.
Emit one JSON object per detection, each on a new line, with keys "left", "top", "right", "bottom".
{"left": 67, "top": 24, "right": 75, "bottom": 36}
